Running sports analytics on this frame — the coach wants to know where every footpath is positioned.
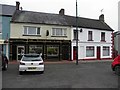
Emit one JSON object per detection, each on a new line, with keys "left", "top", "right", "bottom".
{"left": 9, "top": 59, "right": 113, "bottom": 64}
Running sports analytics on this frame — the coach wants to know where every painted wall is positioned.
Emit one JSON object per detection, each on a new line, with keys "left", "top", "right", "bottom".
{"left": 71, "top": 28, "right": 113, "bottom": 60}
{"left": 1, "top": 16, "right": 11, "bottom": 58}
{"left": 10, "top": 23, "right": 71, "bottom": 40}
{"left": 0, "top": 16, "right": 2, "bottom": 39}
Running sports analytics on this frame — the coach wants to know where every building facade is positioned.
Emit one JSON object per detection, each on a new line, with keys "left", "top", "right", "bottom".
{"left": 0, "top": 4, "right": 16, "bottom": 58}
{"left": 9, "top": 2, "right": 113, "bottom": 61}
{"left": 71, "top": 14, "right": 113, "bottom": 60}
{"left": 72, "top": 27, "right": 113, "bottom": 60}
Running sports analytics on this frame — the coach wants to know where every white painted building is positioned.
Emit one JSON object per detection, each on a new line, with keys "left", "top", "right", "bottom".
{"left": 71, "top": 27, "right": 113, "bottom": 60}
{"left": 71, "top": 14, "right": 113, "bottom": 60}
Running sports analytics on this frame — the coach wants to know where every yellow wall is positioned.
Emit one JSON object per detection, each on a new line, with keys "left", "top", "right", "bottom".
{"left": 10, "top": 23, "right": 71, "bottom": 40}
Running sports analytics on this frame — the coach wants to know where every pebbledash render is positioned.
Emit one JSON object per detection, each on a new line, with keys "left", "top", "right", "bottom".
{"left": 9, "top": 2, "right": 113, "bottom": 61}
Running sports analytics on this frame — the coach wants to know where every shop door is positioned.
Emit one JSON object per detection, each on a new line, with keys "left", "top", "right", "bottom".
{"left": 17, "top": 46, "right": 25, "bottom": 61}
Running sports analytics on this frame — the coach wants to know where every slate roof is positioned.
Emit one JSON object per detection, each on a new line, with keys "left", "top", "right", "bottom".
{"left": 11, "top": 10, "right": 113, "bottom": 31}
{"left": 0, "top": 4, "right": 16, "bottom": 16}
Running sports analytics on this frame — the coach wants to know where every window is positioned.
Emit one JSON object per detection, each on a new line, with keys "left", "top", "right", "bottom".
{"left": 74, "top": 30, "right": 77, "bottom": 40}
{"left": 88, "top": 31, "right": 93, "bottom": 41}
{"left": 29, "top": 45, "right": 42, "bottom": 54}
{"left": 23, "top": 26, "right": 40, "bottom": 35}
{"left": 52, "top": 28, "right": 67, "bottom": 36}
{"left": 0, "top": 22, "right": 2, "bottom": 34}
{"left": 101, "top": 32, "right": 105, "bottom": 41}
{"left": 86, "top": 46, "right": 94, "bottom": 57}
{"left": 103, "top": 46, "right": 110, "bottom": 56}
{"left": 47, "top": 45, "right": 59, "bottom": 56}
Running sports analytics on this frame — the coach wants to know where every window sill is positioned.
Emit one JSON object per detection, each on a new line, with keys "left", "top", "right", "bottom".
{"left": 101, "top": 40, "right": 106, "bottom": 42}
{"left": 51, "top": 36, "right": 67, "bottom": 38}
{"left": 23, "top": 35, "right": 41, "bottom": 37}
{"left": 88, "top": 40, "right": 94, "bottom": 41}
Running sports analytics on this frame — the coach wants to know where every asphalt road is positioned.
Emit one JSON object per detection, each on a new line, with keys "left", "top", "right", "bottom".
{"left": 2, "top": 61, "right": 120, "bottom": 89}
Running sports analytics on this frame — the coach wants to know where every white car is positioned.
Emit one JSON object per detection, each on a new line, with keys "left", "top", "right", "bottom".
{"left": 19, "top": 54, "right": 44, "bottom": 75}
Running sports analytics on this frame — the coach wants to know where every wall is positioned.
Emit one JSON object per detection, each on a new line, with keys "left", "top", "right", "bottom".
{"left": 71, "top": 27, "right": 113, "bottom": 60}
{"left": 10, "top": 23, "right": 71, "bottom": 40}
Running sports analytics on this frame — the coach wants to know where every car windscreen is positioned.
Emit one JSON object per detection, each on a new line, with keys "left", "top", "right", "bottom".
{"left": 22, "top": 55, "right": 41, "bottom": 61}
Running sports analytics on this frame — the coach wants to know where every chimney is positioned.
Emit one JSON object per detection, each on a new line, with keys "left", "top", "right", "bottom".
{"left": 59, "top": 9, "right": 65, "bottom": 15}
{"left": 16, "top": 1, "right": 20, "bottom": 10}
{"left": 99, "top": 14, "right": 104, "bottom": 22}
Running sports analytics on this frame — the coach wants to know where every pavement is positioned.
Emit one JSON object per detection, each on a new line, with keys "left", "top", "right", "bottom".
{"left": 9, "top": 59, "right": 113, "bottom": 64}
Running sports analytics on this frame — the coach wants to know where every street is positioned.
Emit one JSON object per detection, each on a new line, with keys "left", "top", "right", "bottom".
{"left": 2, "top": 61, "right": 119, "bottom": 89}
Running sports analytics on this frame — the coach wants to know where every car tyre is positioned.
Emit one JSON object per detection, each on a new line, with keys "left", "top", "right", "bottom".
{"left": 19, "top": 71, "right": 23, "bottom": 75}
{"left": 114, "top": 66, "right": 120, "bottom": 75}
{"left": 2, "top": 62, "right": 8, "bottom": 71}
{"left": 40, "top": 71, "right": 44, "bottom": 74}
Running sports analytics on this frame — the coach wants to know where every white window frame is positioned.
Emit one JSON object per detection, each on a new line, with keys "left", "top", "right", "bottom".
{"left": 86, "top": 46, "right": 95, "bottom": 57}
{"left": 23, "top": 26, "right": 41, "bottom": 35}
{"left": 52, "top": 28, "right": 67, "bottom": 36}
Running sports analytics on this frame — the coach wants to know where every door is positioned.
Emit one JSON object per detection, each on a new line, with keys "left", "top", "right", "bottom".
{"left": 17, "top": 46, "right": 25, "bottom": 61}
{"left": 97, "top": 46, "right": 101, "bottom": 60}
{"left": 73, "top": 46, "right": 77, "bottom": 60}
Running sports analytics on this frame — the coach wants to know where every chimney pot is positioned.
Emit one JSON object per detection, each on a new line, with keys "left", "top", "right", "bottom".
{"left": 59, "top": 9, "right": 65, "bottom": 15}
{"left": 16, "top": 1, "right": 20, "bottom": 10}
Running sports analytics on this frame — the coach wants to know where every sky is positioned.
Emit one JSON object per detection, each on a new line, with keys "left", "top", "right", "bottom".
{"left": 0, "top": 0, "right": 120, "bottom": 31}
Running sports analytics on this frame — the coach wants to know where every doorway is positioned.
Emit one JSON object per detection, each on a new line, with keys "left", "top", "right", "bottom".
{"left": 97, "top": 46, "right": 101, "bottom": 60}
{"left": 17, "top": 46, "right": 25, "bottom": 61}
{"left": 73, "top": 46, "right": 77, "bottom": 60}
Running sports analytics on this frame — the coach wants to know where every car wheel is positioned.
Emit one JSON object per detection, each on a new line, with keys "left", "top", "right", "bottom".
{"left": 40, "top": 71, "right": 44, "bottom": 74}
{"left": 19, "top": 71, "right": 23, "bottom": 75}
{"left": 114, "top": 66, "right": 120, "bottom": 75}
{"left": 2, "top": 62, "right": 8, "bottom": 71}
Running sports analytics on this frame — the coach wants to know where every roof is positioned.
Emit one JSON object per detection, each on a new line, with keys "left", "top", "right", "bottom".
{"left": 11, "top": 10, "right": 113, "bottom": 31}
{"left": 0, "top": 4, "right": 16, "bottom": 16}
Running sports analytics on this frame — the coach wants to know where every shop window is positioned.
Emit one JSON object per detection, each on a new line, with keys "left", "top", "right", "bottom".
{"left": 103, "top": 46, "right": 110, "bottom": 56}
{"left": 86, "top": 46, "right": 94, "bottom": 57}
{"left": 47, "top": 46, "right": 59, "bottom": 56}
{"left": 29, "top": 45, "right": 42, "bottom": 54}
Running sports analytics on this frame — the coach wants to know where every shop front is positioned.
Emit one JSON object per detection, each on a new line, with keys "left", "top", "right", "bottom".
{"left": 9, "top": 39, "right": 71, "bottom": 61}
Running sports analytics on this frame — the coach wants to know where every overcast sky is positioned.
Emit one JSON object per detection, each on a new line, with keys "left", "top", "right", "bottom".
{"left": 0, "top": 0, "right": 119, "bottom": 31}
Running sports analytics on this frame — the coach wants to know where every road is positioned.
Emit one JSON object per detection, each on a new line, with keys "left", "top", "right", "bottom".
{"left": 2, "top": 61, "right": 120, "bottom": 89}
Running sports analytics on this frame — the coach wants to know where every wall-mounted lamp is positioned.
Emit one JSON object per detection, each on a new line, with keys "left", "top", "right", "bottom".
{"left": 80, "top": 29, "right": 83, "bottom": 32}
{"left": 46, "top": 30, "right": 49, "bottom": 36}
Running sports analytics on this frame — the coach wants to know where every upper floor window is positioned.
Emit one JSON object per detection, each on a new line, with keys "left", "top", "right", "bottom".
{"left": 74, "top": 30, "right": 77, "bottom": 40}
{"left": 52, "top": 28, "right": 67, "bottom": 36}
{"left": 23, "top": 26, "right": 40, "bottom": 36}
{"left": 101, "top": 32, "right": 105, "bottom": 41}
{"left": 88, "top": 31, "right": 93, "bottom": 41}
